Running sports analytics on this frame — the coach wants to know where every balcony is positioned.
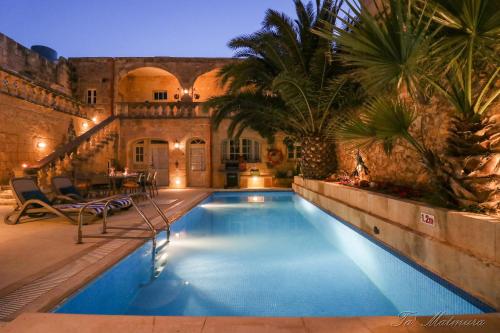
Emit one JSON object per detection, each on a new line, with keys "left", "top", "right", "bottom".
{"left": 0, "top": 67, "right": 87, "bottom": 118}
{"left": 115, "top": 102, "right": 212, "bottom": 119}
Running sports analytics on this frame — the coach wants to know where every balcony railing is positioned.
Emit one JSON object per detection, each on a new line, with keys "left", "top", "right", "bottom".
{"left": 0, "top": 66, "right": 88, "bottom": 119}
{"left": 115, "top": 102, "right": 212, "bottom": 119}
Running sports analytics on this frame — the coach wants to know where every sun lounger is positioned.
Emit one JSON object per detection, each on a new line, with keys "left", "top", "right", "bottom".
{"left": 4, "top": 178, "right": 109, "bottom": 225}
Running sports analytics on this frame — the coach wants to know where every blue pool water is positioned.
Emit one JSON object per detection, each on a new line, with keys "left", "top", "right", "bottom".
{"left": 54, "top": 192, "right": 492, "bottom": 317}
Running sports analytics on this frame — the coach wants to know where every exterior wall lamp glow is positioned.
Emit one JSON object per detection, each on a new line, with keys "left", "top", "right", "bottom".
{"left": 37, "top": 141, "right": 47, "bottom": 149}
{"left": 82, "top": 122, "right": 89, "bottom": 130}
{"left": 174, "top": 140, "right": 180, "bottom": 149}
{"left": 92, "top": 116, "right": 98, "bottom": 123}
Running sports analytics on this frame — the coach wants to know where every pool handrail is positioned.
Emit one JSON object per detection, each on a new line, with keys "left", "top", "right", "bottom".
{"left": 76, "top": 192, "right": 171, "bottom": 247}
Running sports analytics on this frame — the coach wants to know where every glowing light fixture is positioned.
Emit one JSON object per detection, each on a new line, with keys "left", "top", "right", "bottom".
{"left": 174, "top": 140, "right": 180, "bottom": 149}
{"left": 175, "top": 178, "right": 181, "bottom": 186}
{"left": 21, "top": 163, "right": 28, "bottom": 168}
{"left": 82, "top": 122, "right": 89, "bottom": 130}
{"left": 183, "top": 88, "right": 189, "bottom": 95}
{"left": 91, "top": 116, "right": 98, "bottom": 123}
{"left": 36, "top": 142, "right": 47, "bottom": 149}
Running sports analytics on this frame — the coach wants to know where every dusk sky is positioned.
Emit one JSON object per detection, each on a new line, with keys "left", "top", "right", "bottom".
{"left": 0, "top": 0, "right": 297, "bottom": 58}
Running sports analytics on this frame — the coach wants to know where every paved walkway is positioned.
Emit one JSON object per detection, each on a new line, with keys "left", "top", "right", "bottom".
{"left": 2, "top": 313, "right": 500, "bottom": 333}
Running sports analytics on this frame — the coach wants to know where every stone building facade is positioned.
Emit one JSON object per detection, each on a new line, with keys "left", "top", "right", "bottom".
{"left": 0, "top": 33, "right": 298, "bottom": 188}
{"left": 4, "top": 31, "right": 488, "bottom": 191}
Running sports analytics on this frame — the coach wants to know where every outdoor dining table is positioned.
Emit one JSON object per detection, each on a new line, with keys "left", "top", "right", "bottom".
{"left": 108, "top": 172, "right": 140, "bottom": 194}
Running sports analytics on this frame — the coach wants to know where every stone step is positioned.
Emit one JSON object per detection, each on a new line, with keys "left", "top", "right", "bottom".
{"left": 0, "top": 198, "right": 16, "bottom": 205}
{"left": 0, "top": 189, "right": 15, "bottom": 206}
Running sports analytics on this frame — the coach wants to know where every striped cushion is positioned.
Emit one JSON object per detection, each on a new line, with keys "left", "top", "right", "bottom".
{"left": 54, "top": 203, "right": 108, "bottom": 216}
{"left": 109, "top": 197, "right": 133, "bottom": 209}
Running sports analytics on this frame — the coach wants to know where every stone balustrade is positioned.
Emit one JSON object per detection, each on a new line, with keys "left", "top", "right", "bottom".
{"left": 0, "top": 67, "right": 87, "bottom": 118}
{"left": 27, "top": 117, "right": 119, "bottom": 193}
{"left": 115, "top": 102, "right": 212, "bottom": 118}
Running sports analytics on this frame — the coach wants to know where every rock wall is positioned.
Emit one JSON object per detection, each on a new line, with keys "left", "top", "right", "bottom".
{"left": 336, "top": 100, "right": 498, "bottom": 189}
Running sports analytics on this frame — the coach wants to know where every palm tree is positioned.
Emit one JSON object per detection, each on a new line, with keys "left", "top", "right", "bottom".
{"left": 328, "top": 0, "right": 499, "bottom": 211}
{"left": 206, "top": 0, "right": 359, "bottom": 179}
{"left": 423, "top": 0, "right": 500, "bottom": 211}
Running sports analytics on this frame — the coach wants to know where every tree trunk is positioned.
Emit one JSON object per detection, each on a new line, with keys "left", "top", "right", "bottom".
{"left": 300, "top": 136, "right": 337, "bottom": 179}
{"left": 444, "top": 114, "right": 500, "bottom": 213}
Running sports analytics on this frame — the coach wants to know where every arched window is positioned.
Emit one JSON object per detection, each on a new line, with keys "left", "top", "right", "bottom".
{"left": 190, "top": 138, "right": 206, "bottom": 171}
{"left": 134, "top": 140, "right": 145, "bottom": 163}
{"left": 221, "top": 138, "right": 260, "bottom": 162}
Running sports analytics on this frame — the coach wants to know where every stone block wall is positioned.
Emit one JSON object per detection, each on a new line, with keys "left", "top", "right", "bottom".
{"left": 119, "top": 118, "right": 212, "bottom": 188}
{"left": 69, "top": 58, "right": 114, "bottom": 118}
{"left": 336, "top": 100, "right": 499, "bottom": 189}
{"left": 0, "top": 33, "right": 72, "bottom": 96}
{"left": 0, "top": 93, "right": 92, "bottom": 184}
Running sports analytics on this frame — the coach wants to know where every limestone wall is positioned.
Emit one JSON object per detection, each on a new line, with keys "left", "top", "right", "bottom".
{"left": 0, "top": 93, "right": 92, "bottom": 184}
{"left": 0, "top": 33, "right": 72, "bottom": 95}
{"left": 293, "top": 177, "right": 500, "bottom": 309}
{"left": 336, "top": 100, "right": 499, "bottom": 188}
{"left": 69, "top": 58, "right": 114, "bottom": 118}
{"left": 119, "top": 118, "right": 212, "bottom": 188}
{"left": 118, "top": 74, "right": 181, "bottom": 103}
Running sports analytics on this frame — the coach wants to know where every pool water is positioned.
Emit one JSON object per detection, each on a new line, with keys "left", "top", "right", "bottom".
{"left": 54, "top": 192, "right": 491, "bottom": 317}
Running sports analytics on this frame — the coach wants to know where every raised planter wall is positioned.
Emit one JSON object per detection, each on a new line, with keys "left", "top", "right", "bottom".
{"left": 293, "top": 176, "right": 500, "bottom": 310}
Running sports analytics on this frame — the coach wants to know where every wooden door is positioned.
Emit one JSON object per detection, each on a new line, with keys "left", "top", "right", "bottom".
{"left": 188, "top": 139, "right": 208, "bottom": 187}
{"left": 150, "top": 144, "right": 169, "bottom": 186}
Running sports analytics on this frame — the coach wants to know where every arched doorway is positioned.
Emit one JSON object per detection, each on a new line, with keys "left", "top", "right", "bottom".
{"left": 130, "top": 139, "right": 169, "bottom": 186}
{"left": 188, "top": 138, "right": 208, "bottom": 187}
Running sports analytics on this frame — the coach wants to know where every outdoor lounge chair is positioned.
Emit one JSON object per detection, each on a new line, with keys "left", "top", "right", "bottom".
{"left": 51, "top": 176, "right": 132, "bottom": 210}
{"left": 4, "top": 177, "right": 109, "bottom": 225}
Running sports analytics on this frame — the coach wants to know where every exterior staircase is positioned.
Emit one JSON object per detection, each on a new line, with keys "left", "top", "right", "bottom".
{"left": 9, "top": 116, "right": 120, "bottom": 198}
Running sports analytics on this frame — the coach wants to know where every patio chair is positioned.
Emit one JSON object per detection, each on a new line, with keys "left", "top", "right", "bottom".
{"left": 4, "top": 178, "right": 109, "bottom": 225}
{"left": 122, "top": 173, "right": 143, "bottom": 194}
{"left": 145, "top": 170, "right": 158, "bottom": 197}
{"left": 51, "top": 176, "right": 132, "bottom": 211}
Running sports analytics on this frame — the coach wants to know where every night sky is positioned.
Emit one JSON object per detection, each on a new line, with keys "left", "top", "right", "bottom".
{"left": 0, "top": 0, "right": 297, "bottom": 58}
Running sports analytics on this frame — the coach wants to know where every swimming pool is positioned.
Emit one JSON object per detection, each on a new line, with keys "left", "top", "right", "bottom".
{"left": 54, "top": 192, "right": 493, "bottom": 317}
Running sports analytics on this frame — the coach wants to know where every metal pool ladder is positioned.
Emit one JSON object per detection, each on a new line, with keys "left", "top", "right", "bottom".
{"left": 76, "top": 192, "right": 171, "bottom": 247}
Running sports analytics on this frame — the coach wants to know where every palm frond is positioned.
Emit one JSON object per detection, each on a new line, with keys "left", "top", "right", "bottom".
{"left": 337, "top": 97, "right": 421, "bottom": 155}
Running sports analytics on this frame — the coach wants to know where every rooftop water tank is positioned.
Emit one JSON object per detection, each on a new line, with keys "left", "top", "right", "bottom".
{"left": 30, "top": 45, "right": 58, "bottom": 62}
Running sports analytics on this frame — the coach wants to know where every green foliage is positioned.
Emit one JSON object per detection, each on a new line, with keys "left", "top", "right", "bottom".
{"left": 206, "top": 0, "right": 360, "bottom": 140}
{"left": 321, "top": 0, "right": 434, "bottom": 97}
{"left": 337, "top": 97, "right": 421, "bottom": 154}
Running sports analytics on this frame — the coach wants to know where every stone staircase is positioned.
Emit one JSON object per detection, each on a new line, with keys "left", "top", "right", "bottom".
{"left": 0, "top": 185, "right": 15, "bottom": 206}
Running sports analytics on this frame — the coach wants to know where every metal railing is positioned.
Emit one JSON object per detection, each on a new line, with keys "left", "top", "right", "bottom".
{"left": 76, "top": 192, "right": 170, "bottom": 247}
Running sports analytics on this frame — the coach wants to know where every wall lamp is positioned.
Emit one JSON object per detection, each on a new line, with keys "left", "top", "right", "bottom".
{"left": 174, "top": 140, "right": 180, "bottom": 149}
{"left": 174, "top": 88, "right": 200, "bottom": 101}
